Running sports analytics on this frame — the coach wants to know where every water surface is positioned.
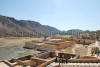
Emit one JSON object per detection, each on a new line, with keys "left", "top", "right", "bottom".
{"left": 0, "top": 42, "right": 39, "bottom": 60}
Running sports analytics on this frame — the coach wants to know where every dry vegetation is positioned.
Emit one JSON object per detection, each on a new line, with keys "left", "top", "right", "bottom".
{"left": 0, "top": 37, "right": 43, "bottom": 46}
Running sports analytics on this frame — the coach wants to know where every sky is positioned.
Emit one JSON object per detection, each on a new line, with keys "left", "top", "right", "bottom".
{"left": 0, "top": 0, "right": 100, "bottom": 31}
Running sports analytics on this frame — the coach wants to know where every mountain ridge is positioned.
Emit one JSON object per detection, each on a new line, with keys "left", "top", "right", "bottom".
{"left": 0, "top": 15, "right": 60, "bottom": 37}
{"left": 66, "top": 29, "right": 84, "bottom": 35}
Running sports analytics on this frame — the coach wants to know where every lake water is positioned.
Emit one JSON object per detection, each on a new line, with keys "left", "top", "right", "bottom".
{"left": 0, "top": 44, "right": 24, "bottom": 60}
{"left": 0, "top": 44, "right": 39, "bottom": 60}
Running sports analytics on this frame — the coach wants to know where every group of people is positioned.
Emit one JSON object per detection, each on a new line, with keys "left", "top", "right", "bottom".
{"left": 55, "top": 55, "right": 69, "bottom": 64}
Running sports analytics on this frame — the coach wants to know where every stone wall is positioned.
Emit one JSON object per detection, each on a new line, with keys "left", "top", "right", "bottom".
{"left": 18, "top": 55, "right": 32, "bottom": 61}
{"left": 58, "top": 53, "right": 76, "bottom": 59}
{"left": 37, "top": 52, "right": 56, "bottom": 59}
{"left": 30, "top": 58, "right": 46, "bottom": 66}
{"left": 37, "top": 58, "right": 56, "bottom": 67}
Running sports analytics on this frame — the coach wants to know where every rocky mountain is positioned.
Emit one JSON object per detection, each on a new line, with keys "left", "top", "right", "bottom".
{"left": 0, "top": 15, "right": 60, "bottom": 37}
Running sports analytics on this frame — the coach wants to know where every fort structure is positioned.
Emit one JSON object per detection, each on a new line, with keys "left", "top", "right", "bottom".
{"left": 0, "top": 35, "right": 99, "bottom": 67}
{"left": 1, "top": 51, "right": 100, "bottom": 67}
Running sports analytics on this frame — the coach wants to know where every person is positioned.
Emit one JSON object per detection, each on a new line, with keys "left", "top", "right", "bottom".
{"left": 22, "top": 64, "right": 26, "bottom": 67}
{"left": 55, "top": 56, "right": 58, "bottom": 62}
{"left": 58, "top": 58, "right": 61, "bottom": 67}
{"left": 56, "top": 50, "right": 59, "bottom": 57}
{"left": 70, "top": 56, "right": 73, "bottom": 59}
{"left": 62, "top": 55, "right": 66, "bottom": 63}
{"left": 66, "top": 59, "right": 68, "bottom": 63}
{"left": 55, "top": 50, "right": 60, "bottom": 62}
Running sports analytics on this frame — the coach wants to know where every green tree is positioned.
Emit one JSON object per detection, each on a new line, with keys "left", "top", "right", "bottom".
{"left": 91, "top": 47, "right": 100, "bottom": 56}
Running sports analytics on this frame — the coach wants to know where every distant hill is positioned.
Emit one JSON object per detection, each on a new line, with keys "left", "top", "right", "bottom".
{"left": 66, "top": 29, "right": 84, "bottom": 35}
{"left": 0, "top": 15, "right": 60, "bottom": 37}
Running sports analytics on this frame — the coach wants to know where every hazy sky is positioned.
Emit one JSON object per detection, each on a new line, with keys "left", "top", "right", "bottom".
{"left": 0, "top": 0, "right": 100, "bottom": 31}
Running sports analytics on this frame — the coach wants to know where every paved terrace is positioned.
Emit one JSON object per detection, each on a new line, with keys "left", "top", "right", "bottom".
{"left": 24, "top": 40, "right": 75, "bottom": 52}
{"left": 47, "top": 57, "right": 100, "bottom": 67}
